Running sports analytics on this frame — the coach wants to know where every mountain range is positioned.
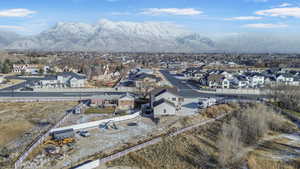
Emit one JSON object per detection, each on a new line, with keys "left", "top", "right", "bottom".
{"left": 0, "top": 19, "right": 300, "bottom": 53}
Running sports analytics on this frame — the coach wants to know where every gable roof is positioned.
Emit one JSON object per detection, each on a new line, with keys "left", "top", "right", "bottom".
{"left": 119, "top": 93, "right": 135, "bottom": 100}
{"left": 153, "top": 98, "right": 176, "bottom": 108}
{"left": 151, "top": 88, "right": 180, "bottom": 98}
{"left": 57, "top": 72, "right": 86, "bottom": 80}
{"left": 207, "top": 74, "right": 226, "bottom": 83}
{"left": 132, "top": 73, "right": 161, "bottom": 81}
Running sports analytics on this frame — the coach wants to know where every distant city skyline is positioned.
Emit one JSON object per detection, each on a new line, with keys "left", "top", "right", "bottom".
{"left": 0, "top": 0, "right": 300, "bottom": 35}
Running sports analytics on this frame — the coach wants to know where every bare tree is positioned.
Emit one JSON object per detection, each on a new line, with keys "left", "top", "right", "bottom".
{"left": 217, "top": 118, "right": 244, "bottom": 167}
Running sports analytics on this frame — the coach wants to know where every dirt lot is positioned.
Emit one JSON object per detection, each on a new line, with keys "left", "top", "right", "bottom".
{"left": 0, "top": 101, "right": 77, "bottom": 166}
{"left": 21, "top": 115, "right": 184, "bottom": 169}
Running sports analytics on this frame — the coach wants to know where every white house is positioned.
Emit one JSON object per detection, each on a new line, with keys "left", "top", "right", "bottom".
{"left": 152, "top": 88, "right": 183, "bottom": 107}
{"left": 221, "top": 71, "right": 233, "bottom": 80}
{"left": 153, "top": 99, "right": 177, "bottom": 116}
{"left": 70, "top": 77, "right": 85, "bottom": 88}
{"left": 38, "top": 72, "right": 86, "bottom": 88}
{"left": 12, "top": 64, "right": 40, "bottom": 74}
{"left": 248, "top": 75, "right": 265, "bottom": 88}
{"left": 276, "top": 74, "right": 294, "bottom": 85}
{"left": 207, "top": 74, "right": 230, "bottom": 89}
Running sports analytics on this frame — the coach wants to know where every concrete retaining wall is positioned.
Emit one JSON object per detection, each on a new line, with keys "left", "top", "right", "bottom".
{"left": 216, "top": 88, "right": 264, "bottom": 95}
{"left": 51, "top": 112, "right": 140, "bottom": 132}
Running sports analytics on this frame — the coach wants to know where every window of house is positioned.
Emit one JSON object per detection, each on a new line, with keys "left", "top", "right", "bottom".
{"left": 164, "top": 109, "right": 167, "bottom": 114}
{"left": 172, "top": 98, "right": 176, "bottom": 101}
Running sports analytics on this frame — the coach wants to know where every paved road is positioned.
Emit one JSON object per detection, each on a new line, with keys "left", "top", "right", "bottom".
{"left": 160, "top": 70, "right": 267, "bottom": 100}
{"left": 0, "top": 91, "right": 126, "bottom": 97}
{"left": 0, "top": 71, "right": 267, "bottom": 99}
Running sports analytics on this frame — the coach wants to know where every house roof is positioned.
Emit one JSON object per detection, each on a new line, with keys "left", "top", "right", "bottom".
{"left": 207, "top": 74, "right": 226, "bottom": 83}
{"left": 151, "top": 88, "right": 180, "bottom": 98}
{"left": 236, "top": 75, "right": 248, "bottom": 81}
{"left": 43, "top": 75, "right": 58, "bottom": 80}
{"left": 57, "top": 72, "right": 86, "bottom": 80}
{"left": 131, "top": 73, "right": 161, "bottom": 81}
{"left": 153, "top": 98, "right": 176, "bottom": 108}
{"left": 276, "top": 73, "right": 294, "bottom": 78}
{"left": 119, "top": 93, "right": 135, "bottom": 100}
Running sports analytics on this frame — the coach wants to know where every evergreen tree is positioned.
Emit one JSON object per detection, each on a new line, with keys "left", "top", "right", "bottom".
{"left": 2, "top": 63, "right": 10, "bottom": 74}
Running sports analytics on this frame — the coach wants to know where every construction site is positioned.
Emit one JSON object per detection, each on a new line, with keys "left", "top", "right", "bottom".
{"left": 20, "top": 112, "right": 185, "bottom": 169}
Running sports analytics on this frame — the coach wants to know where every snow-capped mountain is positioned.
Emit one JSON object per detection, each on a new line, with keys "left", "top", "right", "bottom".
{"left": 6, "top": 19, "right": 215, "bottom": 52}
{"left": 3, "top": 20, "right": 300, "bottom": 53}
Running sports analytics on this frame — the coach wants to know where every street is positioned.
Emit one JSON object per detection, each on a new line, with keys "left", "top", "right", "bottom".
{"left": 160, "top": 70, "right": 267, "bottom": 100}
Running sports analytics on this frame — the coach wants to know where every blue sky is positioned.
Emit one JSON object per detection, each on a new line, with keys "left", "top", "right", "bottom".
{"left": 0, "top": 0, "right": 300, "bottom": 35}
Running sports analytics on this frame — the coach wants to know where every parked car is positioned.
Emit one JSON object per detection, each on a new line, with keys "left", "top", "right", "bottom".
{"left": 79, "top": 130, "right": 90, "bottom": 137}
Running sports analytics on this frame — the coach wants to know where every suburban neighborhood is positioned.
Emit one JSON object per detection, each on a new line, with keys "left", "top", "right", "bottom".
{"left": 1, "top": 51, "right": 300, "bottom": 169}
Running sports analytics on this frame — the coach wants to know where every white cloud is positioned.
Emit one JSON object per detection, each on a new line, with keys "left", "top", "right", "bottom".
{"left": 0, "top": 8, "right": 36, "bottom": 17}
{"left": 279, "top": 3, "right": 293, "bottom": 7}
{"left": 141, "top": 8, "right": 202, "bottom": 16}
{"left": 256, "top": 7, "right": 300, "bottom": 18}
{"left": 0, "top": 25, "right": 25, "bottom": 30}
{"left": 225, "top": 16, "right": 263, "bottom": 20}
{"left": 243, "top": 23, "right": 288, "bottom": 28}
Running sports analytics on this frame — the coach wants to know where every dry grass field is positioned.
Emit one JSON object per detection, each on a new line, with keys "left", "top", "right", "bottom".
{"left": 0, "top": 102, "right": 77, "bottom": 146}
{"left": 0, "top": 79, "right": 25, "bottom": 89}
{"left": 247, "top": 136, "right": 300, "bottom": 169}
{"left": 107, "top": 117, "right": 225, "bottom": 169}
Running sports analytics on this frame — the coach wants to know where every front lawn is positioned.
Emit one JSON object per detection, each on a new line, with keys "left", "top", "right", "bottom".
{"left": 84, "top": 107, "right": 115, "bottom": 114}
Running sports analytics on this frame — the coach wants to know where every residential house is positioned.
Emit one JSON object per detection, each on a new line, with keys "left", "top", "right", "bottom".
{"left": 247, "top": 73, "right": 265, "bottom": 88}
{"left": 132, "top": 73, "right": 161, "bottom": 88}
{"left": 90, "top": 94, "right": 120, "bottom": 107}
{"left": 153, "top": 98, "right": 177, "bottom": 116}
{"left": 276, "top": 74, "right": 294, "bottom": 85}
{"left": 118, "top": 93, "right": 135, "bottom": 110}
{"left": 207, "top": 74, "right": 230, "bottom": 89}
{"left": 38, "top": 72, "right": 86, "bottom": 88}
{"left": 13, "top": 64, "right": 41, "bottom": 74}
{"left": 236, "top": 75, "right": 249, "bottom": 88}
{"left": 152, "top": 88, "right": 184, "bottom": 108}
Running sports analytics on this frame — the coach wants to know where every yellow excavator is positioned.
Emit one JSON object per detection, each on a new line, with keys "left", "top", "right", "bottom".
{"left": 44, "top": 138, "right": 75, "bottom": 146}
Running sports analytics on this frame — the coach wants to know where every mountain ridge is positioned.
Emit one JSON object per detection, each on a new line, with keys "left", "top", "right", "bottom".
{"left": 3, "top": 20, "right": 215, "bottom": 52}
